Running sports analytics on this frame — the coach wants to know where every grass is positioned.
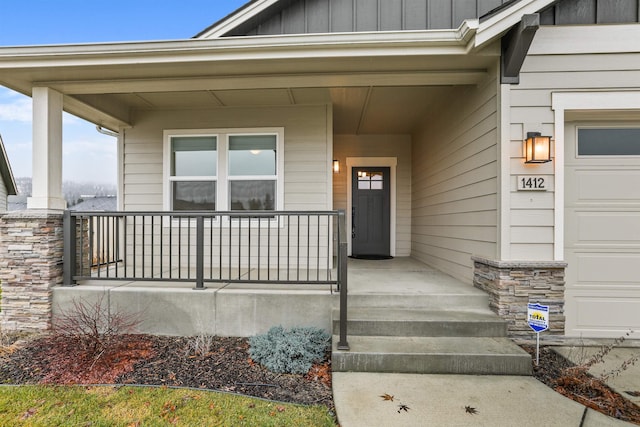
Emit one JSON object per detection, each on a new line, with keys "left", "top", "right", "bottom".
{"left": 0, "top": 385, "right": 336, "bottom": 426}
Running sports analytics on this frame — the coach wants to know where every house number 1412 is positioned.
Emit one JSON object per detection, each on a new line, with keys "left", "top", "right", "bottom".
{"left": 517, "top": 176, "right": 547, "bottom": 191}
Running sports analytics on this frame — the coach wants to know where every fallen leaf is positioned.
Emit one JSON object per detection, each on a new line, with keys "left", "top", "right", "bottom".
{"left": 20, "top": 408, "right": 37, "bottom": 420}
{"left": 276, "top": 405, "right": 286, "bottom": 412}
{"left": 397, "top": 404, "right": 410, "bottom": 413}
{"left": 465, "top": 405, "right": 478, "bottom": 414}
{"left": 247, "top": 403, "right": 256, "bottom": 409}
{"left": 380, "top": 393, "right": 394, "bottom": 401}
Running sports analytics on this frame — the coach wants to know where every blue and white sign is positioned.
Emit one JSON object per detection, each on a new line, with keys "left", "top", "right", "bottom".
{"left": 527, "top": 303, "right": 549, "bottom": 333}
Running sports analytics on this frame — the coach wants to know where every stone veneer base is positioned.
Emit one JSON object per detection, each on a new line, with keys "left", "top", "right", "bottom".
{"left": 0, "top": 210, "right": 64, "bottom": 331}
{"left": 472, "top": 256, "right": 567, "bottom": 339}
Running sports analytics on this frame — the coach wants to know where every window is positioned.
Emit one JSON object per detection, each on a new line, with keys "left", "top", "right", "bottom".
{"left": 169, "top": 136, "right": 217, "bottom": 210}
{"left": 357, "top": 171, "right": 384, "bottom": 190}
{"left": 165, "top": 129, "right": 283, "bottom": 212}
{"left": 228, "top": 135, "right": 277, "bottom": 210}
{"left": 578, "top": 128, "right": 640, "bottom": 156}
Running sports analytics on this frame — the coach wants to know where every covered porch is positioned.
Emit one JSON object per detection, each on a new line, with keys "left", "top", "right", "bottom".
{"left": 53, "top": 256, "right": 490, "bottom": 337}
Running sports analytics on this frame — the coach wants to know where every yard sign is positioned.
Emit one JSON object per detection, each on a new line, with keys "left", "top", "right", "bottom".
{"left": 527, "top": 303, "right": 549, "bottom": 365}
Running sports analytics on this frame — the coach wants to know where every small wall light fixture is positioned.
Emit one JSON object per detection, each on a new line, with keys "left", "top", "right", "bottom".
{"left": 333, "top": 159, "right": 340, "bottom": 173}
{"left": 524, "top": 132, "right": 552, "bottom": 163}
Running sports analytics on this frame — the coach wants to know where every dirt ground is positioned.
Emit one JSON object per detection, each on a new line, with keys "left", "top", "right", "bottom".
{"left": 521, "top": 345, "right": 640, "bottom": 424}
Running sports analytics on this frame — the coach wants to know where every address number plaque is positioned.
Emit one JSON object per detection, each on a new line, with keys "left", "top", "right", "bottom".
{"left": 517, "top": 175, "right": 548, "bottom": 191}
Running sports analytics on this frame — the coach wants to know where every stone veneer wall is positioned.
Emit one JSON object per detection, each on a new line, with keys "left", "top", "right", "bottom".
{"left": 0, "top": 211, "right": 64, "bottom": 331}
{"left": 472, "top": 256, "right": 567, "bottom": 339}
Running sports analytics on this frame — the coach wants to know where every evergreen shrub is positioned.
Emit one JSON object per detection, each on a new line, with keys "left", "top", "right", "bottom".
{"left": 249, "top": 326, "right": 330, "bottom": 374}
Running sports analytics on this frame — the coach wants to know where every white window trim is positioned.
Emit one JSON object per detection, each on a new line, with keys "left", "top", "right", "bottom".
{"left": 552, "top": 91, "right": 640, "bottom": 261}
{"left": 163, "top": 127, "right": 284, "bottom": 214}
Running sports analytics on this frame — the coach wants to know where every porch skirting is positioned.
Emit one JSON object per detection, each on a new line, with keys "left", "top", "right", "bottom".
{"left": 0, "top": 211, "right": 64, "bottom": 331}
{"left": 472, "top": 256, "right": 567, "bottom": 339}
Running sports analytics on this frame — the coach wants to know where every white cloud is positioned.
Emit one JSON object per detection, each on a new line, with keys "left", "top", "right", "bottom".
{"left": 0, "top": 97, "right": 32, "bottom": 122}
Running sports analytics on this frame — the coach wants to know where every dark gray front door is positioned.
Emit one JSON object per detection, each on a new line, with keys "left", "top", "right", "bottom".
{"left": 352, "top": 167, "right": 390, "bottom": 257}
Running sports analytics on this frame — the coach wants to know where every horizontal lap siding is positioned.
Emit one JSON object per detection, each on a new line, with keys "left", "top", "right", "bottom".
{"left": 123, "top": 105, "right": 330, "bottom": 212}
{"left": 332, "top": 134, "right": 412, "bottom": 256}
{"left": 0, "top": 179, "right": 7, "bottom": 212}
{"left": 411, "top": 73, "right": 499, "bottom": 283}
{"left": 507, "top": 24, "right": 640, "bottom": 260}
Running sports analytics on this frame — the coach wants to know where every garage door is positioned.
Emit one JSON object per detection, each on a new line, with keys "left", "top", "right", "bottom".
{"left": 565, "top": 123, "right": 640, "bottom": 338}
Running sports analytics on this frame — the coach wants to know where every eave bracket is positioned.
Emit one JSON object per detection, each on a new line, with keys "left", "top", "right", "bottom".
{"left": 501, "top": 13, "right": 540, "bottom": 84}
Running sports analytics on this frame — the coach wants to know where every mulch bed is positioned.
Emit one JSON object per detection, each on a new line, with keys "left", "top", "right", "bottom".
{"left": 0, "top": 334, "right": 333, "bottom": 410}
{"left": 522, "top": 345, "right": 640, "bottom": 425}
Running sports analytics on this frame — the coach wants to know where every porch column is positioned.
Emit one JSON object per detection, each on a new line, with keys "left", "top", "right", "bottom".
{"left": 27, "top": 87, "right": 66, "bottom": 210}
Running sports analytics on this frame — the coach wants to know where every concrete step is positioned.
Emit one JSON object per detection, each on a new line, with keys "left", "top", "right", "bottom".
{"left": 332, "top": 308, "right": 507, "bottom": 337}
{"left": 332, "top": 335, "right": 532, "bottom": 375}
{"left": 339, "top": 293, "right": 490, "bottom": 311}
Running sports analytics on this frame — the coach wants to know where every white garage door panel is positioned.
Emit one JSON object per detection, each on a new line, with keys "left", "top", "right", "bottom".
{"left": 575, "top": 212, "right": 640, "bottom": 242}
{"left": 565, "top": 292, "right": 640, "bottom": 336}
{"left": 576, "top": 254, "right": 640, "bottom": 283}
{"left": 565, "top": 122, "right": 640, "bottom": 338}
{"left": 573, "top": 170, "right": 640, "bottom": 202}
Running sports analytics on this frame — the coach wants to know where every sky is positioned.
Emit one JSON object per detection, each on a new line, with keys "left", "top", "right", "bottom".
{"left": 0, "top": 0, "right": 248, "bottom": 184}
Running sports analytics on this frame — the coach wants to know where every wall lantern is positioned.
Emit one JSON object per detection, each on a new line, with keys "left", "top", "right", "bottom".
{"left": 333, "top": 159, "right": 340, "bottom": 173}
{"left": 524, "top": 132, "right": 552, "bottom": 163}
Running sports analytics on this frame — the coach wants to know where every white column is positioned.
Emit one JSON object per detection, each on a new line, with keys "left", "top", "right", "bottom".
{"left": 27, "top": 87, "right": 66, "bottom": 210}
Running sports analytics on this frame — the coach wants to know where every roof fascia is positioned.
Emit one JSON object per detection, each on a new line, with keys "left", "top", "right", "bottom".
{"left": 0, "top": 134, "right": 17, "bottom": 196}
{"left": 475, "top": 0, "right": 556, "bottom": 47}
{"left": 196, "top": 0, "right": 278, "bottom": 39}
{"left": 0, "top": 27, "right": 478, "bottom": 67}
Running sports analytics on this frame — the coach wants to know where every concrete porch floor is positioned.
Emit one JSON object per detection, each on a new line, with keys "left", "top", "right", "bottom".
{"left": 53, "top": 257, "right": 486, "bottom": 336}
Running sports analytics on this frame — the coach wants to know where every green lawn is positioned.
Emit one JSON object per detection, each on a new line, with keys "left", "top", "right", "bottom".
{"left": 0, "top": 385, "right": 336, "bottom": 426}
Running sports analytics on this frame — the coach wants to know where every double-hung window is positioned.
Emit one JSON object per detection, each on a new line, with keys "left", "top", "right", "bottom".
{"left": 228, "top": 135, "right": 277, "bottom": 211}
{"left": 169, "top": 136, "right": 217, "bottom": 210}
{"left": 165, "top": 129, "right": 283, "bottom": 212}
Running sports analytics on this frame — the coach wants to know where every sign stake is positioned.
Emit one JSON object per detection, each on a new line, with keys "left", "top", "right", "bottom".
{"left": 527, "top": 303, "right": 549, "bottom": 366}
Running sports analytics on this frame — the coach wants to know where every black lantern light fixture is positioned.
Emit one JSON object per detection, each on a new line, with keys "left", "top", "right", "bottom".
{"left": 524, "top": 132, "right": 552, "bottom": 163}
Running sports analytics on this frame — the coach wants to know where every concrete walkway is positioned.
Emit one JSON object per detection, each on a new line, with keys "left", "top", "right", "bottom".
{"left": 333, "top": 347, "right": 640, "bottom": 426}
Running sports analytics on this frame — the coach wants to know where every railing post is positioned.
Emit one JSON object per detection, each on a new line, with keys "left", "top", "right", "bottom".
{"left": 194, "top": 215, "right": 205, "bottom": 290}
{"left": 62, "top": 210, "right": 77, "bottom": 286}
{"left": 337, "top": 209, "right": 349, "bottom": 351}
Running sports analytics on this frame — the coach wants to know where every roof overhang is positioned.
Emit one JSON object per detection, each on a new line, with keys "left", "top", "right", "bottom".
{"left": 0, "top": 23, "right": 495, "bottom": 131}
{"left": 0, "top": 0, "right": 556, "bottom": 133}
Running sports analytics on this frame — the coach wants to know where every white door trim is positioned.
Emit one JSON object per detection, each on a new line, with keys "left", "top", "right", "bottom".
{"left": 552, "top": 91, "right": 640, "bottom": 261}
{"left": 346, "top": 157, "right": 397, "bottom": 257}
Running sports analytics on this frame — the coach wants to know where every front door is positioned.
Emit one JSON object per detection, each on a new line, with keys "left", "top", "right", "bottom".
{"left": 352, "top": 167, "right": 390, "bottom": 257}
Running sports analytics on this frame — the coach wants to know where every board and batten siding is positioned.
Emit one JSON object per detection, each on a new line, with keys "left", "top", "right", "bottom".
{"left": 411, "top": 70, "right": 499, "bottom": 283}
{"left": 222, "top": 0, "right": 512, "bottom": 36}
{"left": 506, "top": 24, "right": 640, "bottom": 260}
{"left": 333, "top": 134, "right": 412, "bottom": 257}
{"left": 122, "top": 105, "right": 331, "bottom": 212}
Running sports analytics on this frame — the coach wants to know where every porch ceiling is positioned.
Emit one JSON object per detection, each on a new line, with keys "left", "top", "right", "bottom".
{"left": 104, "top": 85, "right": 454, "bottom": 134}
